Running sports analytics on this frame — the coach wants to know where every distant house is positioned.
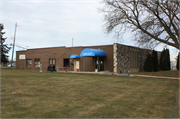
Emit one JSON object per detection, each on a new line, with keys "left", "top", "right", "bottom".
{"left": 16, "top": 43, "right": 158, "bottom": 73}
{"left": 170, "top": 55, "right": 177, "bottom": 70}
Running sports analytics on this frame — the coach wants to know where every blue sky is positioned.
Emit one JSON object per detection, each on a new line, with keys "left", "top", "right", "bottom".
{"left": 1, "top": 0, "right": 178, "bottom": 61}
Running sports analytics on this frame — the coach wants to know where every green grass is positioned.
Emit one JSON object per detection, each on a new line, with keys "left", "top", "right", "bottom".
{"left": 130, "top": 70, "right": 179, "bottom": 77}
{"left": 1, "top": 68, "right": 179, "bottom": 118}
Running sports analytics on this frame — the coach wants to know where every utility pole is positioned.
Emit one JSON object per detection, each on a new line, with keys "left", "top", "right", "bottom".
{"left": 11, "top": 23, "right": 17, "bottom": 71}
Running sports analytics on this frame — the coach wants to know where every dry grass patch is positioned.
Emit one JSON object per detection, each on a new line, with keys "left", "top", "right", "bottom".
{"left": 1, "top": 68, "right": 179, "bottom": 118}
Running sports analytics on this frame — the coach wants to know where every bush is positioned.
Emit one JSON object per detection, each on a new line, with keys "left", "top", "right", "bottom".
{"left": 166, "top": 49, "right": 170, "bottom": 70}
{"left": 160, "top": 48, "right": 170, "bottom": 71}
{"left": 160, "top": 49, "right": 165, "bottom": 70}
{"left": 143, "top": 53, "right": 153, "bottom": 72}
{"left": 152, "top": 50, "right": 159, "bottom": 71}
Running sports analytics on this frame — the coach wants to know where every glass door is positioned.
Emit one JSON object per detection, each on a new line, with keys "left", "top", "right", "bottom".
{"left": 99, "top": 58, "right": 104, "bottom": 71}
{"left": 94, "top": 57, "right": 105, "bottom": 71}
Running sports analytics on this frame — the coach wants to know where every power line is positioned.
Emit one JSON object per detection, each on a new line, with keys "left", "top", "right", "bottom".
{"left": 9, "top": 43, "right": 29, "bottom": 50}
{"left": 15, "top": 45, "right": 28, "bottom": 50}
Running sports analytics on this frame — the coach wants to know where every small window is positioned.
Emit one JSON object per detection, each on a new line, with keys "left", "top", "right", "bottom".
{"left": 50, "top": 59, "right": 52, "bottom": 65}
{"left": 19, "top": 54, "right": 26, "bottom": 59}
{"left": 53, "top": 59, "right": 55, "bottom": 64}
{"left": 34, "top": 59, "right": 40, "bottom": 67}
{"left": 27, "top": 59, "right": 32, "bottom": 67}
{"left": 49, "top": 59, "right": 55, "bottom": 65}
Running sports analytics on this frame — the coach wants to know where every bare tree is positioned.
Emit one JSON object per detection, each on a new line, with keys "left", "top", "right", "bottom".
{"left": 100, "top": 0, "right": 179, "bottom": 49}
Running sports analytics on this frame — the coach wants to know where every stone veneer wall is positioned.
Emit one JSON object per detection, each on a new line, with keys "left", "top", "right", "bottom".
{"left": 113, "top": 43, "right": 155, "bottom": 73}
{"left": 113, "top": 43, "right": 130, "bottom": 73}
{"left": 113, "top": 43, "right": 118, "bottom": 73}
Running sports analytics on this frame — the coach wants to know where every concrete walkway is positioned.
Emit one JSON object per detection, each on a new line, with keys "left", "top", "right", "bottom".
{"left": 68, "top": 71, "right": 105, "bottom": 74}
{"left": 130, "top": 74, "right": 180, "bottom": 80}
{"left": 67, "top": 71, "right": 180, "bottom": 80}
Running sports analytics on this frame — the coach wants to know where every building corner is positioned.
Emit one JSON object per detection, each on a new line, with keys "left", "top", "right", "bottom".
{"left": 113, "top": 43, "right": 117, "bottom": 73}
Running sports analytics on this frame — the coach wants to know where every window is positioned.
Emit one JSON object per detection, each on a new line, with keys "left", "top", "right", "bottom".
{"left": 27, "top": 59, "right": 32, "bottom": 68}
{"left": 130, "top": 50, "right": 139, "bottom": 69}
{"left": 19, "top": 54, "right": 26, "bottom": 59}
{"left": 34, "top": 59, "right": 40, "bottom": 67}
{"left": 49, "top": 59, "right": 56, "bottom": 65}
{"left": 64, "top": 58, "right": 69, "bottom": 67}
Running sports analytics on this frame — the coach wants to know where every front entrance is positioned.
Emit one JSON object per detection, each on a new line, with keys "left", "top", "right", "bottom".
{"left": 94, "top": 57, "right": 105, "bottom": 71}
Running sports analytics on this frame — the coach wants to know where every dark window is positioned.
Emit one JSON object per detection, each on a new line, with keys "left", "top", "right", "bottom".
{"left": 64, "top": 58, "right": 69, "bottom": 67}
{"left": 130, "top": 51, "right": 139, "bottom": 68}
{"left": 27, "top": 59, "right": 32, "bottom": 68}
{"left": 34, "top": 59, "right": 40, "bottom": 68}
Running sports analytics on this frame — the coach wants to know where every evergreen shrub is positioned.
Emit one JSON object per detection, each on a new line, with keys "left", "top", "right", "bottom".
{"left": 152, "top": 50, "right": 159, "bottom": 71}
{"left": 177, "top": 53, "right": 179, "bottom": 70}
{"left": 143, "top": 53, "right": 153, "bottom": 72}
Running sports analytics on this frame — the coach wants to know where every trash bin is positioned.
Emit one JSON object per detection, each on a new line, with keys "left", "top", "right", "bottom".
{"left": 47, "top": 66, "right": 53, "bottom": 72}
{"left": 52, "top": 65, "right": 56, "bottom": 71}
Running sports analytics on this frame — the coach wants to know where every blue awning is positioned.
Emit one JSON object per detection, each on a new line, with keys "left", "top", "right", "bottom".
{"left": 70, "top": 54, "right": 80, "bottom": 58}
{"left": 80, "top": 48, "right": 107, "bottom": 57}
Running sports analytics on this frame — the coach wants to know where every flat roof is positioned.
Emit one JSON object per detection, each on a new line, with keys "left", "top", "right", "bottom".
{"left": 16, "top": 43, "right": 159, "bottom": 52}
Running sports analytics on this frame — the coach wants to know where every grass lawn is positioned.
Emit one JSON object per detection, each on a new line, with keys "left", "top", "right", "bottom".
{"left": 1, "top": 68, "right": 179, "bottom": 118}
{"left": 130, "top": 70, "right": 179, "bottom": 78}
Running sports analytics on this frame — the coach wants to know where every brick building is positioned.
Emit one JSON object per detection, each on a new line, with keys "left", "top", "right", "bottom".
{"left": 16, "top": 43, "right": 154, "bottom": 73}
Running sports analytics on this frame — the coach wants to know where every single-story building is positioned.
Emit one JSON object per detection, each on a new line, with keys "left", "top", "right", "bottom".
{"left": 16, "top": 43, "right": 153, "bottom": 73}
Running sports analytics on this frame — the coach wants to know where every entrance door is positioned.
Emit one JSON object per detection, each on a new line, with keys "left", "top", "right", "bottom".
{"left": 76, "top": 60, "right": 79, "bottom": 69}
{"left": 99, "top": 58, "right": 104, "bottom": 71}
{"left": 95, "top": 57, "right": 105, "bottom": 71}
{"left": 74, "top": 59, "right": 80, "bottom": 71}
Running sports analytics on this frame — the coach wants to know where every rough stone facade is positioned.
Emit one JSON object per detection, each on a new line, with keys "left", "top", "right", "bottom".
{"left": 117, "top": 44, "right": 130, "bottom": 73}
{"left": 113, "top": 44, "right": 118, "bottom": 73}
{"left": 113, "top": 43, "right": 156, "bottom": 73}
{"left": 113, "top": 43, "right": 130, "bottom": 73}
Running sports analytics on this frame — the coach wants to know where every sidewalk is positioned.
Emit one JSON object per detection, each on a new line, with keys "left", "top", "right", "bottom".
{"left": 68, "top": 71, "right": 105, "bottom": 74}
{"left": 67, "top": 71, "right": 180, "bottom": 79}
{"left": 130, "top": 74, "right": 180, "bottom": 80}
